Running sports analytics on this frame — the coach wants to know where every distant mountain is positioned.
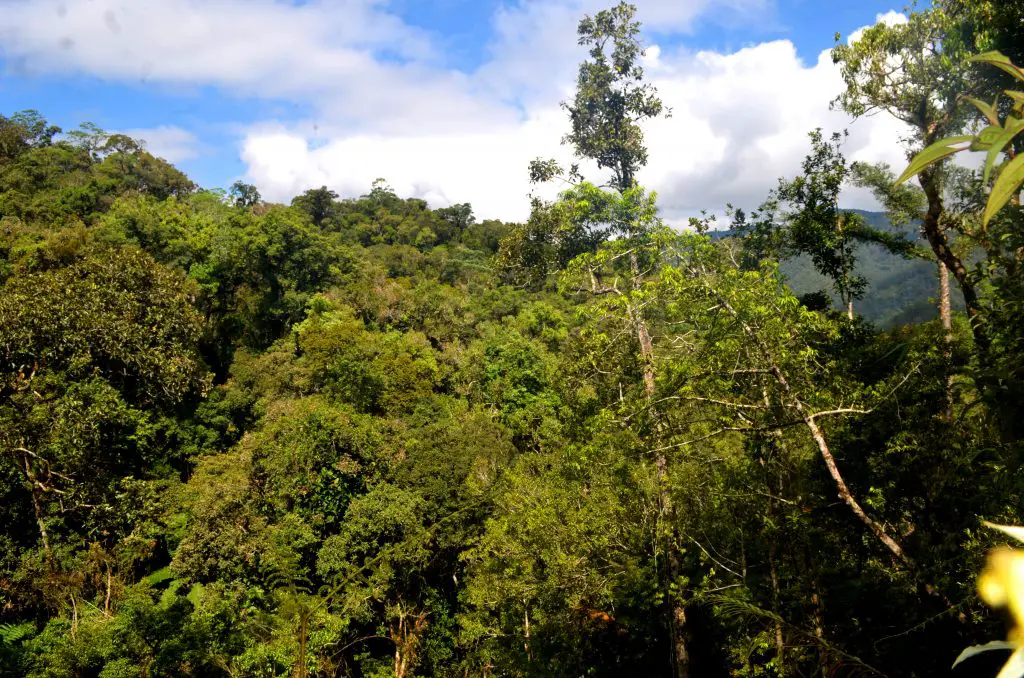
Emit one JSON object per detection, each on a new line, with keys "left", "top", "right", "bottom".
{"left": 713, "top": 209, "right": 957, "bottom": 328}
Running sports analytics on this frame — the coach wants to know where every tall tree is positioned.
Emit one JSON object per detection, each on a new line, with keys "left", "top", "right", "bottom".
{"left": 229, "top": 181, "right": 261, "bottom": 209}
{"left": 831, "top": 8, "right": 984, "bottom": 354}
{"left": 524, "top": 3, "right": 693, "bottom": 675}
{"left": 739, "top": 129, "right": 914, "bottom": 320}
{"left": 292, "top": 185, "right": 339, "bottom": 228}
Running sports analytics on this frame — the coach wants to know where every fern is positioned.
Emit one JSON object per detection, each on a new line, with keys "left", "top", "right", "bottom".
{"left": 0, "top": 622, "right": 35, "bottom": 646}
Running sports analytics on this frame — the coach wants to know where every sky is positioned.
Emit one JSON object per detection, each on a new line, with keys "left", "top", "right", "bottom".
{"left": 0, "top": 0, "right": 919, "bottom": 225}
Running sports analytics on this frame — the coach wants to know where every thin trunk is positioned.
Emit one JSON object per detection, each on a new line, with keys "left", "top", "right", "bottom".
{"left": 764, "top": 442, "right": 788, "bottom": 677}
{"left": 791, "top": 390, "right": 910, "bottom": 565}
{"left": 769, "top": 540, "right": 786, "bottom": 676}
{"left": 920, "top": 169, "right": 989, "bottom": 356}
{"left": 523, "top": 607, "right": 532, "bottom": 662}
{"left": 104, "top": 563, "right": 113, "bottom": 617}
{"left": 630, "top": 251, "right": 657, "bottom": 396}
{"left": 809, "top": 578, "right": 827, "bottom": 677}
{"left": 394, "top": 615, "right": 405, "bottom": 678}
{"left": 656, "top": 443, "right": 690, "bottom": 678}
{"left": 295, "top": 609, "right": 308, "bottom": 678}
{"left": 938, "top": 260, "right": 954, "bottom": 421}
{"left": 22, "top": 453, "right": 54, "bottom": 570}
{"left": 841, "top": 262, "right": 854, "bottom": 321}
{"left": 708, "top": 284, "right": 910, "bottom": 565}
{"left": 629, "top": 250, "right": 689, "bottom": 678}
{"left": 69, "top": 594, "right": 79, "bottom": 638}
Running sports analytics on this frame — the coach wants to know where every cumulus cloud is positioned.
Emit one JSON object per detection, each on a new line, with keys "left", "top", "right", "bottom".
{"left": 120, "top": 125, "right": 201, "bottom": 164}
{"left": 241, "top": 109, "right": 574, "bottom": 217}
{"left": 243, "top": 34, "right": 912, "bottom": 222}
{"left": 0, "top": 0, "right": 914, "bottom": 223}
{"left": 236, "top": 2, "right": 913, "bottom": 222}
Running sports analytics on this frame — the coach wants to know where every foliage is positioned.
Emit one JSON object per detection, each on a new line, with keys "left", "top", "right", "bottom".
{"left": 2, "top": 3, "right": 1024, "bottom": 677}
{"left": 735, "top": 130, "right": 915, "bottom": 318}
{"left": 896, "top": 52, "right": 1024, "bottom": 226}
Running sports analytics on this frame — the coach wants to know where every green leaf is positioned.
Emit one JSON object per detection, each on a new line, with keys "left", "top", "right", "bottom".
{"left": 186, "top": 582, "right": 206, "bottom": 607}
{"left": 979, "top": 125, "right": 1005, "bottom": 146}
{"left": 971, "top": 51, "right": 1024, "bottom": 83}
{"left": 144, "top": 566, "right": 175, "bottom": 586}
{"left": 0, "top": 622, "right": 35, "bottom": 645}
{"left": 983, "top": 119, "right": 1024, "bottom": 184}
{"left": 952, "top": 642, "right": 1017, "bottom": 669}
{"left": 895, "top": 136, "right": 974, "bottom": 185}
{"left": 965, "top": 97, "right": 1001, "bottom": 126}
{"left": 984, "top": 153, "right": 1024, "bottom": 226}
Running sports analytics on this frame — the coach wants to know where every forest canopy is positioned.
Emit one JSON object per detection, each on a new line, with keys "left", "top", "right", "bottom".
{"left": 2, "top": 1, "right": 1024, "bottom": 676}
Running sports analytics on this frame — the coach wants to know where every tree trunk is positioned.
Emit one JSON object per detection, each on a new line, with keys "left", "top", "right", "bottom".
{"left": 769, "top": 540, "right": 786, "bottom": 676}
{"left": 524, "top": 607, "right": 532, "bottom": 662}
{"left": 104, "top": 562, "right": 113, "bottom": 617}
{"left": 393, "top": 616, "right": 406, "bottom": 678}
{"left": 631, "top": 251, "right": 657, "bottom": 396}
{"left": 938, "top": 260, "right": 954, "bottom": 421}
{"left": 789, "top": 387, "right": 910, "bottom": 565}
{"left": 69, "top": 594, "right": 79, "bottom": 639}
{"left": 919, "top": 169, "right": 989, "bottom": 355}
{"left": 629, "top": 250, "right": 690, "bottom": 678}
{"left": 842, "top": 265, "right": 854, "bottom": 321}
{"left": 22, "top": 452, "right": 54, "bottom": 570}
{"left": 707, "top": 284, "right": 911, "bottom": 566}
{"left": 810, "top": 578, "right": 827, "bottom": 677}
{"left": 295, "top": 609, "right": 308, "bottom": 678}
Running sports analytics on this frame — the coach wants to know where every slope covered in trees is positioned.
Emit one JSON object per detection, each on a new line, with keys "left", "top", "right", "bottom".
{"left": 2, "top": 1, "right": 1024, "bottom": 676}
{"left": 715, "top": 209, "right": 969, "bottom": 328}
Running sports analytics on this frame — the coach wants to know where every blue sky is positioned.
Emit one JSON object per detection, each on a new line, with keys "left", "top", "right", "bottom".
{"left": 0, "top": 0, "right": 913, "bottom": 221}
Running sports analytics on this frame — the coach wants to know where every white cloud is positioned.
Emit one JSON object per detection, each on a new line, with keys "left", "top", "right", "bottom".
{"left": 241, "top": 108, "right": 574, "bottom": 217}
{"left": 237, "top": 2, "right": 913, "bottom": 222}
{"left": 847, "top": 10, "right": 907, "bottom": 45}
{"left": 0, "top": 0, "right": 914, "bottom": 223}
{"left": 243, "top": 35, "right": 912, "bottom": 222}
{"left": 0, "top": 0, "right": 433, "bottom": 88}
{"left": 120, "top": 125, "right": 200, "bottom": 164}
{"left": 0, "top": 0, "right": 456, "bottom": 132}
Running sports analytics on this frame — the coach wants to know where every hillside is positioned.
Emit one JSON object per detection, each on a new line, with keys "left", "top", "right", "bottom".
{"left": 714, "top": 209, "right": 963, "bottom": 328}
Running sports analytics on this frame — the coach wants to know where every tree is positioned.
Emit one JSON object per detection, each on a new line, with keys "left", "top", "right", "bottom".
{"left": 520, "top": 3, "right": 693, "bottom": 674}
{"left": 894, "top": 50, "right": 1024, "bottom": 437}
{"left": 739, "top": 129, "right": 914, "bottom": 320}
{"left": 0, "top": 111, "right": 61, "bottom": 161}
{"left": 0, "top": 242, "right": 209, "bottom": 610}
{"left": 291, "top": 185, "right": 339, "bottom": 228}
{"left": 560, "top": 1, "right": 667, "bottom": 192}
{"left": 229, "top": 181, "right": 261, "bottom": 209}
{"left": 436, "top": 203, "right": 474, "bottom": 233}
{"left": 832, "top": 7, "right": 986, "bottom": 354}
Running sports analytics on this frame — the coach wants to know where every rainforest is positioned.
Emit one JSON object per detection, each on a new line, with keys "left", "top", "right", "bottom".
{"left": 2, "top": 1, "right": 1024, "bottom": 676}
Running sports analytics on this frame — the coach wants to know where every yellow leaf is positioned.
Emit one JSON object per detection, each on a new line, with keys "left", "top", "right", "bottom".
{"left": 985, "top": 522, "right": 1024, "bottom": 545}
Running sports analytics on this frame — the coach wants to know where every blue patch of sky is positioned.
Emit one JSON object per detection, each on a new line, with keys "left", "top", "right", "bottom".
{"left": 389, "top": 0, "right": 503, "bottom": 71}
{"left": 0, "top": 69, "right": 323, "bottom": 188}
{"left": 650, "top": 0, "right": 906, "bottom": 64}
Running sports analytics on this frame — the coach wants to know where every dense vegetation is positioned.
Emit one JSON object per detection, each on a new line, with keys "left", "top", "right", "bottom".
{"left": 2, "top": 1, "right": 1024, "bottom": 676}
